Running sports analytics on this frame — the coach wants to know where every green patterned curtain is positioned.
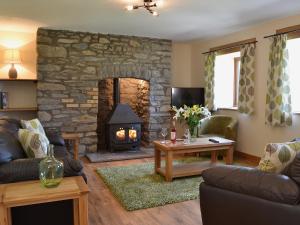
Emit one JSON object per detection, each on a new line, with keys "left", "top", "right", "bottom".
{"left": 265, "top": 34, "right": 292, "bottom": 126}
{"left": 238, "top": 43, "right": 256, "bottom": 114}
{"left": 204, "top": 52, "right": 216, "bottom": 110}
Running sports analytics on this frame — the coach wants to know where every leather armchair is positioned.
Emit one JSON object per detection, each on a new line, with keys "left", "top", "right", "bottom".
{"left": 198, "top": 115, "right": 238, "bottom": 141}
{"left": 200, "top": 165, "right": 300, "bottom": 225}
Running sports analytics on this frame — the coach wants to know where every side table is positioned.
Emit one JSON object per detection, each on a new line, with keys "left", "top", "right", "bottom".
{"left": 0, "top": 176, "right": 89, "bottom": 225}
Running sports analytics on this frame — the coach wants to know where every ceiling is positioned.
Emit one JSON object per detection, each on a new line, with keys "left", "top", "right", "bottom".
{"left": 1, "top": 0, "right": 300, "bottom": 41}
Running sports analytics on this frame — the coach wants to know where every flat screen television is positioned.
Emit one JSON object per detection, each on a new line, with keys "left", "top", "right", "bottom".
{"left": 171, "top": 87, "right": 205, "bottom": 108}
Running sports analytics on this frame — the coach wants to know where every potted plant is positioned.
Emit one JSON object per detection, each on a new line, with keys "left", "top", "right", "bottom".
{"left": 172, "top": 105, "right": 211, "bottom": 141}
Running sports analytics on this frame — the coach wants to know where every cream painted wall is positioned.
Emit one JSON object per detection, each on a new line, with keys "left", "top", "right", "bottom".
{"left": 188, "top": 14, "right": 300, "bottom": 157}
{"left": 171, "top": 42, "right": 193, "bottom": 87}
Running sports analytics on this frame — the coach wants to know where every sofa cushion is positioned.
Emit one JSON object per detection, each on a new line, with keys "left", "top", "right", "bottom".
{"left": 0, "top": 130, "right": 25, "bottom": 164}
{"left": 21, "top": 118, "right": 47, "bottom": 136}
{"left": 18, "top": 129, "right": 49, "bottom": 158}
{"left": 0, "top": 118, "right": 21, "bottom": 136}
{"left": 46, "top": 132, "right": 65, "bottom": 147}
{"left": 54, "top": 145, "right": 69, "bottom": 158}
{"left": 258, "top": 142, "right": 300, "bottom": 173}
{"left": 283, "top": 151, "right": 300, "bottom": 185}
{"left": 203, "top": 165, "right": 300, "bottom": 205}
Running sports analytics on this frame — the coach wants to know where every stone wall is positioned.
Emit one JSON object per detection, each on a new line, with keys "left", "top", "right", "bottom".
{"left": 97, "top": 79, "right": 113, "bottom": 150}
{"left": 37, "top": 28, "right": 172, "bottom": 154}
{"left": 97, "top": 78, "right": 150, "bottom": 150}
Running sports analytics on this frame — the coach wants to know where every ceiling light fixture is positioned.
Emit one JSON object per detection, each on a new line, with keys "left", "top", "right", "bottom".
{"left": 125, "top": 0, "right": 160, "bottom": 17}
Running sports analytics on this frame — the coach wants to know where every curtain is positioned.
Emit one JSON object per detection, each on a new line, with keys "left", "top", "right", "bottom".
{"left": 204, "top": 52, "right": 216, "bottom": 111}
{"left": 265, "top": 34, "right": 292, "bottom": 126}
{"left": 238, "top": 43, "right": 256, "bottom": 114}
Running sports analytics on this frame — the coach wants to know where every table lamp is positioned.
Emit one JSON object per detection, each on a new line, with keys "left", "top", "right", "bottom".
{"left": 4, "top": 49, "right": 21, "bottom": 79}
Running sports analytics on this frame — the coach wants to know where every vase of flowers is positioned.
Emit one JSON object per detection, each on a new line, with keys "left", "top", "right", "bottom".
{"left": 172, "top": 105, "right": 211, "bottom": 141}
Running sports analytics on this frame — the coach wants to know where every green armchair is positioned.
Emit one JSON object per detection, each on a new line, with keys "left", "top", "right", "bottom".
{"left": 198, "top": 115, "right": 238, "bottom": 141}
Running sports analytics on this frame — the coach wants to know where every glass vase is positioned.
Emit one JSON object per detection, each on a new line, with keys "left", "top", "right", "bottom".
{"left": 39, "top": 144, "right": 64, "bottom": 188}
{"left": 188, "top": 125, "right": 198, "bottom": 142}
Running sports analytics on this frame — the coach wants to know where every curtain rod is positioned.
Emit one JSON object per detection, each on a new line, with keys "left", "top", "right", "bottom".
{"left": 264, "top": 28, "right": 300, "bottom": 39}
{"left": 202, "top": 40, "right": 258, "bottom": 55}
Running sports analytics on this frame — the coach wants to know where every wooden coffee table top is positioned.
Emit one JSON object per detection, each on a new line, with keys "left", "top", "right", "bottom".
{"left": 153, "top": 137, "right": 234, "bottom": 151}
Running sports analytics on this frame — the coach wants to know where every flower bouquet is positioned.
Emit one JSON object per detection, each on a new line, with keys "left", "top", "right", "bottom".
{"left": 172, "top": 105, "right": 211, "bottom": 140}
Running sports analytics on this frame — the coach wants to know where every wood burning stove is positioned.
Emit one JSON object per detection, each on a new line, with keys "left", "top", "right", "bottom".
{"left": 106, "top": 78, "right": 142, "bottom": 152}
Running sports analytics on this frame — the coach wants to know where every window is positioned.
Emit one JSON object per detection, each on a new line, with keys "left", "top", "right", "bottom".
{"left": 287, "top": 38, "right": 300, "bottom": 112}
{"left": 214, "top": 51, "right": 240, "bottom": 109}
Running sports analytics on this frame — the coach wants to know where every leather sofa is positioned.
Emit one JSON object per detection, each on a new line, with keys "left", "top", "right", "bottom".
{"left": 200, "top": 161, "right": 300, "bottom": 225}
{"left": 0, "top": 117, "right": 85, "bottom": 225}
{"left": 198, "top": 115, "right": 238, "bottom": 141}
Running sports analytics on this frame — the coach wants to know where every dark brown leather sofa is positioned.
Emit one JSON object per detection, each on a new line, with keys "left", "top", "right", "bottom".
{"left": 0, "top": 118, "right": 86, "bottom": 225}
{"left": 200, "top": 161, "right": 300, "bottom": 225}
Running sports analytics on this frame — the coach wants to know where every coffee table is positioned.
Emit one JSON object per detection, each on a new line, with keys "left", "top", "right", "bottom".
{"left": 154, "top": 137, "right": 235, "bottom": 182}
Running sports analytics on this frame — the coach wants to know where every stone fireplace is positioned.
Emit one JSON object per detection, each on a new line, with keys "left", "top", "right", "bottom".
{"left": 37, "top": 28, "right": 172, "bottom": 155}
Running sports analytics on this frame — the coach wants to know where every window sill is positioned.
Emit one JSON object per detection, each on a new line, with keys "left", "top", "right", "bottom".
{"left": 293, "top": 111, "right": 300, "bottom": 115}
{"left": 218, "top": 107, "right": 238, "bottom": 111}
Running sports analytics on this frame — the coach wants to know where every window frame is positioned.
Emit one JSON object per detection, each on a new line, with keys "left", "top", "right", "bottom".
{"left": 214, "top": 51, "right": 240, "bottom": 110}
{"left": 277, "top": 25, "right": 300, "bottom": 114}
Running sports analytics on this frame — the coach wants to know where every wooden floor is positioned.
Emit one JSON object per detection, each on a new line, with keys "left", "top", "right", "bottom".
{"left": 83, "top": 157, "right": 203, "bottom": 225}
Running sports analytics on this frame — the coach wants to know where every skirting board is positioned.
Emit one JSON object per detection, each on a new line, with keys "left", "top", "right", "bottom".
{"left": 234, "top": 151, "right": 261, "bottom": 165}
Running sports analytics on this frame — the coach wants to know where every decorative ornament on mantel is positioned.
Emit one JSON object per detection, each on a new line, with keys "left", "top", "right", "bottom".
{"left": 125, "top": 0, "right": 163, "bottom": 17}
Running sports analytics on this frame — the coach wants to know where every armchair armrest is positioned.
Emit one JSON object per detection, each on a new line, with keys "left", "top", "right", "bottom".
{"left": 225, "top": 120, "right": 237, "bottom": 140}
{"left": 202, "top": 165, "right": 300, "bottom": 205}
{"left": 0, "top": 157, "right": 84, "bottom": 184}
{"left": 226, "top": 119, "right": 237, "bottom": 130}
{"left": 0, "top": 158, "right": 41, "bottom": 184}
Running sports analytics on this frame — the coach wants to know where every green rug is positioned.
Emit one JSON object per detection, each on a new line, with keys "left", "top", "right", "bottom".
{"left": 97, "top": 157, "right": 250, "bottom": 211}
{"left": 96, "top": 157, "right": 214, "bottom": 211}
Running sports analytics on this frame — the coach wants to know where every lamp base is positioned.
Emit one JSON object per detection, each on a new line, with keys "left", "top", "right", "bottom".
{"left": 8, "top": 64, "right": 17, "bottom": 79}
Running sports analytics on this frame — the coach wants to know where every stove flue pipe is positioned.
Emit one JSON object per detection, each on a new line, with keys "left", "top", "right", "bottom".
{"left": 113, "top": 78, "right": 120, "bottom": 107}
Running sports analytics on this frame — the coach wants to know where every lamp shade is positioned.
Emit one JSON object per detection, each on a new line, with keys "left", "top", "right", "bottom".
{"left": 4, "top": 49, "right": 21, "bottom": 64}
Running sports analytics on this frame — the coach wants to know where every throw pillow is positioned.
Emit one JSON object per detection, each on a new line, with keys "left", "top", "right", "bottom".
{"left": 282, "top": 151, "right": 300, "bottom": 185}
{"left": 21, "top": 118, "right": 46, "bottom": 136}
{"left": 258, "top": 142, "right": 300, "bottom": 173}
{"left": 18, "top": 129, "right": 49, "bottom": 158}
{"left": 0, "top": 131, "right": 26, "bottom": 164}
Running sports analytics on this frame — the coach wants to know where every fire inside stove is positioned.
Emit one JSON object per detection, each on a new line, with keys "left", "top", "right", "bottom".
{"left": 115, "top": 128, "right": 138, "bottom": 142}
{"left": 129, "top": 129, "right": 137, "bottom": 141}
{"left": 116, "top": 129, "right": 126, "bottom": 141}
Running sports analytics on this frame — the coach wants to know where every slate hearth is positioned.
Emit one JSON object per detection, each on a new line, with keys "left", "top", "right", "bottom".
{"left": 86, "top": 147, "right": 154, "bottom": 163}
